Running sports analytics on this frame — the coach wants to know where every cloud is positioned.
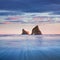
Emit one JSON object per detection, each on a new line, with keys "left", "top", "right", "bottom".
{"left": 0, "top": 0, "right": 60, "bottom": 24}
{"left": 0, "top": 10, "right": 60, "bottom": 24}
{"left": 52, "top": 11, "right": 60, "bottom": 15}
{"left": 0, "top": 0, "right": 60, "bottom": 13}
{"left": 0, "top": 10, "right": 23, "bottom": 16}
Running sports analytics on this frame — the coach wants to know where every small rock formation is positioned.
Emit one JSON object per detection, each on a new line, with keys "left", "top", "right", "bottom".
{"left": 22, "top": 29, "right": 29, "bottom": 35}
{"left": 31, "top": 25, "right": 42, "bottom": 35}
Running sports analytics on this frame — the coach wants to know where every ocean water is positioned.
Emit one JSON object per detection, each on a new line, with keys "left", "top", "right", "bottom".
{"left": 0, "top": 34, "right": 60, "bottom": 60}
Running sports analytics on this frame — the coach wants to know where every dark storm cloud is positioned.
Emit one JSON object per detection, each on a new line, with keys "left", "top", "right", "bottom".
{"left": 0, "top": 0, "right": 60, "bottom": 13}
{"left": 0, "top": 12, "right": 17, "bottom": 15}
{"left": 0, "top": 11, "right": 22, "bottom": 16}
{"left": 52, "top": 11, "right": 60, "bottom": 15}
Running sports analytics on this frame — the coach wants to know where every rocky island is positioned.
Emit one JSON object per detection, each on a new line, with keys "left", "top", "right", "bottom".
{"left": 22, "top": 29, "right": 29, "bottom": 35}
{"left": 22, "top": 25, "right": 42, "bottom": 35}
{"left": 31, "top": 25, "right": 42, "bottom": 35}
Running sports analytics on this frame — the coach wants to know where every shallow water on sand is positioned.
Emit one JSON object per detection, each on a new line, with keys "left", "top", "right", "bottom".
{"left": 0, "top": 35, "right": 60, "bottom": 60}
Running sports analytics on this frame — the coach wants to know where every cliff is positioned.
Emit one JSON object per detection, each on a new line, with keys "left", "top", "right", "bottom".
{"left": 31, "top": 25, "right": 42, "bottom": 35}
{"left": 22, "top": 29, "right": 29, "bottom": 35}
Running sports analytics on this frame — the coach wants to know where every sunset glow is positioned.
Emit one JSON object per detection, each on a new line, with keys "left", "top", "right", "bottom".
{"left": 0, "top": 23, "right": 60, "bottom": 34}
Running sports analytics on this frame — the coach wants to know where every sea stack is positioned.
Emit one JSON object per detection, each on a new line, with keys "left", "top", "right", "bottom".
{"left": 22, "top": 29, "right": 29, "bottom": 35}
{"left": 31, "top": 25, "right": 42, "bottom": 35}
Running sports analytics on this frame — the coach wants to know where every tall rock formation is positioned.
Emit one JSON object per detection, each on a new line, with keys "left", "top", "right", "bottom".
{"left": 22, "top": 29, "right": 29, "bottom": 35}
{"left": 31, "top": 25, "right": 42, "bottom": 35}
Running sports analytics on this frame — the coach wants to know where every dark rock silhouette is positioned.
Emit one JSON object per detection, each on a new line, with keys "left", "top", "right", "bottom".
{"left": 21, "top": 25, "right": 42, "bottom": 35}
{"left": 31, "top": 25, "right": 42, "bottom": 35}
{"left": 22, "top": 29, "right": 29, "bottom": 35}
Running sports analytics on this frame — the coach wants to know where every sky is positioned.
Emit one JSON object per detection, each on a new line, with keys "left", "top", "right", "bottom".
{"left": 0, "top": 23, "right": 60, "bottom": 34}
{"left": 0, "top": 0, "right": 60, "bottom": 34}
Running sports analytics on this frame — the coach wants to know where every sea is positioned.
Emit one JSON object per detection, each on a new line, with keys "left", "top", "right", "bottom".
{"left": 0, "top": 34, "right": 60, "bottom": 60}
